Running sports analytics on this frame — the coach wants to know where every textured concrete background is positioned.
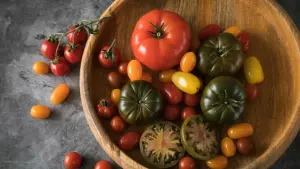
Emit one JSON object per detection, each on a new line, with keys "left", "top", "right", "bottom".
{"left": 0, "top": 0, "right": 299, "bottom": 168}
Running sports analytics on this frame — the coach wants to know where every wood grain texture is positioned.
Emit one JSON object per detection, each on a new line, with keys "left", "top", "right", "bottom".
{"left": 80, "top": 0, "right": 300, "bottom": 168}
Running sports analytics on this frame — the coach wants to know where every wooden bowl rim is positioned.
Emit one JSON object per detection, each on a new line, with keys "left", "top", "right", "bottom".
{"left": 80, "top": 0, "right": 300, "bottom": 168}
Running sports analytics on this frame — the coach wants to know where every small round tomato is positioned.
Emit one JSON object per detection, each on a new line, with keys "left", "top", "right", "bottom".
{"left": 127, "top": 60, "right": 143, "bottom": 81}
{"left": 50, "top": 84, "right": 70, "bottom": 104}
{"left": 111, "top": 89, "right": 121, "bottom": 104}
{"left": 224, "top": 26, "right": 241, "bottom": 37}
{"left": 66, "top": 25, "right": 88, "bottom": 45}
{"left": 110, "top": 116, "right": 126, "bottom": 133}
{"left": 64, "top": 152, "right": 83, "bottom": 169}
{"left": 30, "top": 105, "right": 51, "bottom": 119}
{"left": 161, "top": 83, "right": 183, "bottom": 104}
{"left": 64, "top": 44, "right": 83, "bottom": 64}
{"left": 181, "top": 107, "right": 197, "bottom": 121}
{"left": 183, "top": 94, "right": 200, "bottom": 107}
{"left": 98, "top": 40, "right": 121, "bottom": 68}
{"left": 236, "top": 137, "right": 254, "bottom": 155}
{"left": 180, "top": 52, "right": 197, "bottom": 73}
{"left": 164, "top": 104, "right": 180, "bottom": 121}
{"left": 199, "top": 24, "right": 221, "bottom": 41}
{"left": 141, "top": 72, "right": 152, "bottom": 83}
{"left": 118, "top": 61, "right": 129, "bottom": 75}
{"left": 159, "top": 69, "right": 176, "bottom": 83}
{"left": 118, "top": 131, "right": 141, "bottom": 151}
{"left": 96, "top": 98, "right": 117, "bottom": 118}
{"left": 179, "top": 156, "right": 196, "bottom": 169}
{"left": 107, "top": 72, "right": 124, "bottom": 88}
{"left": 237, "top": 31, "right": 250, "bottom": 52}
{"left": 32, "top": 61, "right": 49, "bottom": 75}
{"left": 50, "top": 57, "right": 70, "bottom": 76}
{"left": 40, "top": 35, "right": 59, "bottom": 60}
{"left": 94, "top": 160, "right": 112, "bottom": 169}
{"left": 245, "top": 83, "right": 258, "bottom": 101}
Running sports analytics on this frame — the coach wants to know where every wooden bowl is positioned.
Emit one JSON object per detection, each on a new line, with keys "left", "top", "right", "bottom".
{"left": 80, "top": 0, "right": 300, "bottom": 168}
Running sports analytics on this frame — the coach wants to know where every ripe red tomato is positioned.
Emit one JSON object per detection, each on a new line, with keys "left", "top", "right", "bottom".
{"left": 66, "top": 25, "right": 88, "bottom": 45}
{"left": 161, "top": 83, "right": 183, "bottom": 104}
{"left": 164, "top": 104, "right": 180, "bottom": 121}
{"left": 118, "top": 132, "right": 141, "bottom": 151}
{"left": 98, "top": 40, "right": 120, "bottom": 68}
{"left": 199, "top": 24, "right": 221, "bottom": 41}
{"left": 94, "top": 160, "right": 112, "bottom": 169}
{"left": 131, "top": 10, "right": 191, "bottom": 71}
{"left": 110, "top": 116, "right": 126, "bottom": 133}
{"left": 181, "top": 107, "right": 197, "bottom": 121}
{"left": 64, "top": 44, "right": 83, "bottom": 64}
{"left": 50, "top": 57, "right": 70, "bottom": 76}
{"left": 96, "top": 98, "right": 117, "bottom": 118}
{"left": 237, "top": 31, "right": 251, "bottom": 52}
{"left": 40, "top": 37, "right": 59, "bottom": 60}
{"left": 183, "top": 94, "right": 200, "bottom": 107}
{"left": 245, "top": 83, "right": 258, "bottom": 101}
{"left": 64, "top": 152, "right": 83, "bottom": 169}
{"left": 179, "top": 156, "right": 196, "bottom": 169}
{"left": 118, "top": 61, "right": 129, "bottom": 75}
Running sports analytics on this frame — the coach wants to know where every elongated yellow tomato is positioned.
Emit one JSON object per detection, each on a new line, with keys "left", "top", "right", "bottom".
{"left": 180, "top": 52, "right": 196, "bottom": 73}
{"left": 127, "top": 60, "right": 143, "bottom": 81}
{"left": 50, "top": 84, "right": 70, "bottom": 104}
{"left": 224, "top": 26, "right": 241, "bottom": 37}
{"left": 32, "top": 61, "right": 49, "bottom": 75}
{"left": 172, "top": 72, "right": 201, "bottom": 94}
{"left": 111, "top": 89, "right": 121, "bottom": 104}
{"left": 221, "top": 137, "right": 236, "bottom": 157}
{"left": 159, "top": 69, "right": 176, "bottom": 83}
{"left": 206, "top": 155, "right": 228, "bottom": 169}
{"left": 228, "top": 123, "right": 254, "bottom": 139}
{"left": 244, "top": 56, "right": 264, "bottom": 84}
{"left": 30, "top": 105, "right": 51, "bottom": 119}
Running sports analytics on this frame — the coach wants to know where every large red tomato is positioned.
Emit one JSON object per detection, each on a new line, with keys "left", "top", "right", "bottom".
{"left": 131, "top": 10, "right": 191, "bottom": 71}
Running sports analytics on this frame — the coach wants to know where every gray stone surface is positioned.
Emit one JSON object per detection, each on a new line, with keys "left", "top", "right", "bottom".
{"left": 0, "top": 0, "right": 299, "bottom": 169}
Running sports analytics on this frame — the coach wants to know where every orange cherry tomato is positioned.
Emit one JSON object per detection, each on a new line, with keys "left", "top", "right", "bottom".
{"left": 30, "top": 105, "right": 51, "bottom": 119}
{"left": 221, "top": 137, "right": 236, "bottom": 157}
{"left": 224, "top": 26, "right": 241, "bottom": 37}
{"left": 111, "top": 89, "right": 121, "bottom": 104}
{"left": 206, "top": 155, "right": 228, "bottom": 169}
{"left": 141, "top": 72, "right": 152, "bottom": 83}
{"left": 50, "top": 84, "right": 70, "bottom": 104}
{"left": 228, "top": 123, "right": 254, "bottom": 139}
{"left": 159, "top": 69, "right": 176, "bottom": 83}
{"left": 127, "top": 60, "right": 142, "bottom": 81}
{"left": 32, "top": 61, "right": 49, "bottom": 75}
{"left": 180, "top": 52, "right": 197, "bottom": 73}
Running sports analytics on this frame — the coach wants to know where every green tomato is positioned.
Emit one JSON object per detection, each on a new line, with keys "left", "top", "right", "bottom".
{"left": 197, "top": 33, "right": 244, "bottom": 77}
{"left": 171, "top": 72, "right": 201, "bottom": 94}
{"left": 119, "top": 80, "right": 164, "bottom": 124}
{"left": 200, "top": 76, "right": 246, "bottom": 124}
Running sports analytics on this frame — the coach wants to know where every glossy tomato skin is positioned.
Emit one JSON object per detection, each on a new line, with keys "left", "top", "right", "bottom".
{"left": 110, "top": 116, "right": 126, "bottom": 133}
{"left": 237, "top": 31, "right": 251, "bottom": 52}
{"left": 184, "top": 94, "right": 200, "bottom": 107}
{"left": 161, "top": 83, "right": 183, "bottom": 104}
{"left": 179, "top": 156, "right": 196, "bottom": 169}
{"left": 97, "top": 98, "right": 117, "bottom": 118}
{"left": 131, "top": 10, "right": 191, "bottom": 71}
{"left": 50, "top": 57, "right": 70, "bottom": 76}
{"left": 118, "top": 61, "right": 129, "bottom": 75}
{"left": 64, "top": 44, "right": 84, "bottom": 64}
{"left": 118, "top": 132, "right": 141, "bottom": 151}
{"left": 64, "top": 152, "right": 83, "bottom": 169}
{"left": 164, "top": 104, "right": 180, "bottom": 121}
{"left": 94, "top": 160, "right": 112, "bottom": 169}
{"left": 40, "top": 40, "right": 59, "bottom": 60}
{"left": 181, "top": 107, "right": 197, "bottom": 121}
{"left": 67, "top": 25, "right": 88, "bottom": 44}
{"left": 98, "top": 45, "right": 121, "bottom": 68}
{"left": 199, "top": 24, "right": 221, "bottom": 41}
{"left": 245, "top": 83, "right": 258, "bottom": 101}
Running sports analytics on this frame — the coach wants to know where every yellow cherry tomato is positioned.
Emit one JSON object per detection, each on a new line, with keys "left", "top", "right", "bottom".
{"left": 180, "top": 52, "right": 197, "bottom": 73}
{"left": 159, "top": 69, "right": 176, "bottom": 83}
{"left": 141, "top": 72, "right": 152, "bottom": 83}
{"left": 30, "top": 105, "right": 51, "bottom": 119}
{"left": 228, "top": 123, "right": 254, "bottom": 139}
{"left": 50, "top": 84, "right": 70, "bottom": 104}
{"left": 172, "top": 72, "right": 201, "bottom": 94}
{"left": 224, "top": 26, "right": 241, "bottom": 37}
{"left": 32, "top": 61, "right": 49, "bottom": 75}
{"left": 244, "top": 56, "right": 264, "bottom": 84}
{"left": 221, "top": 137, "right": 236, "bottom": 157}
{"left": 127, "top": 60, "right": 142, "bottom": 81}
{"left": 111, "top": 89, "right": 121, "bottom": 104}
{"left": 206, "top": 155, "right": 228, "bottom": 169}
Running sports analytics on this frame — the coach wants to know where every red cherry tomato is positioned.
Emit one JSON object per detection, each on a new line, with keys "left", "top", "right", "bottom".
{"left": 110, "top": 116, "right": 126, "bottom": 133}
{"left": 64, "top": 44, "right": 83, "bottom": 64}
{"left": 181, "top": 107, "right": 197, "bottom": 121}
{"left": 50, "top": 57, "right": 70, "bottom": 76}
{"left": 98, "top": 40, "right": 120, "bottom": 68}
{"left": 237, "top": 31, "right": 251, "bottom": 52}
{"left": 94, "top": 160, "right": 112, "bottom": 169}
{"left": 64, "top": 152, "right": 83, "bottom": 169}
{"left": 96, "top": 98, "right": 117, "bottom": 118}
{"left": 118, "top": 132, "right": 141, "bottom": 151}
{"left": 199, "top": 24, "right": 221, "bottom": 41}
{"left": 161, "top": 83, "right": 183, "bottom": 104}
{"left": 118, "top": 61, "right": 129, "bottom": 75}
{"left": 245, "top": 83, "right": 258, "bottom": 101}
{"left": 179, "top": 156, "right": 196, "bottom": 169}
{"left": 40, "top": 36, "right": 59, "bottom": 60}
{"left": 164, "top": 104, "right": 180, "bottom": 121}
{"left": 183, "top": 94, "right": 200, "bottom": 107}
{"left": 66, "top": 25, "right": 88, "bottom": 45}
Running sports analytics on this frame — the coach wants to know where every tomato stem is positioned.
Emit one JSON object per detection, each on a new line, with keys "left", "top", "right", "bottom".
{"left": 102, "top": 39, "right": 116, "bottom": 63}
{"left": 100, "top": 99, "right": 110, "bottom": 107}
{"left": 149, "top": 22, "right": 165, "bottom": 39}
